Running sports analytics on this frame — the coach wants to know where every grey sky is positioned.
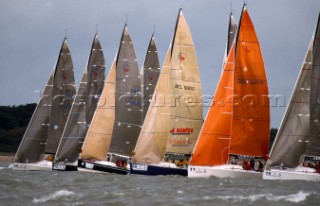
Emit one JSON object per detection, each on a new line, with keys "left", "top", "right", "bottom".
{"left": 0, "top": 0, "right": 319, "bottom": 129}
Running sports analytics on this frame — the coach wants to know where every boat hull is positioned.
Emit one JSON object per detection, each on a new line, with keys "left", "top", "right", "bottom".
{"left": 78, "top": 159, "right": 129, "bottom": 175}
{"left": 263, "top": 168, "right": 320, "bottom": 181}
{"left": 52, "top": 162, "right": 78, "bottom": 171}
{"left": 130, "top": 163, "right": 187, "bottom": 176}
{"left": 11, "top": 160, "right": 52, "bottom": 171}
{"left": 188, "top": 164, "right": 262, "bottom": 178}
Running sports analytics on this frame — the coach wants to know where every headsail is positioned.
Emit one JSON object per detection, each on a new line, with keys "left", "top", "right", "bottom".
{"left": 190, "top": 44, "right": 235, "bottom": 166}
{"left": 14, "top": 70, "right": 54, "bottom": 163}
{"left": 54, "top": 34, "right": 105, "bottom": 163}
{"left": 132, "top": 48, "right": 171, "bottom": 164}
{"left": 44, "top": 38, "right": 76, "bottom": 155}
{"left": 108, "top": 25, "right": 142, "bottom": 156}
{"left": 80, "top": 59, "right": 116, "bottom": 160}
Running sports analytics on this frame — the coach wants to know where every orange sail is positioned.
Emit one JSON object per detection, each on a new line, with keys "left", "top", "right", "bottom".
{"left": 190, "top": 5, "right": 269, "bottom": 166}
{"left": 230, "top": 7, "right": 270, "bottom": 157}
{"left": 190, "top": 45, "right": 235, "bottom": 166}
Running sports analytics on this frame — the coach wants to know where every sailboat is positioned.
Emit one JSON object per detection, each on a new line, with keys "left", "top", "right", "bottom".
{"left": 78, "top": 24, "right": 142, "bottom": 175}
{"left": 263, "top": 13, "right": 320, "bottom": 181}
{"left": 53, "top": 34, "right": 106, "bottom": 171}
{"left": 12, "top": 38, "right": 76, "bottom": 170}
{"left": 188, "top": 4, "right": 270, "bottom": 178}
{"left": 130, "top": 8, "right": 203, "bottom": 176}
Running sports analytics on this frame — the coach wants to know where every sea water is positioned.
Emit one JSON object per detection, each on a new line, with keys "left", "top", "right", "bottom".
{"left": 0, "top": 161, "right": 319, "bottom": 206}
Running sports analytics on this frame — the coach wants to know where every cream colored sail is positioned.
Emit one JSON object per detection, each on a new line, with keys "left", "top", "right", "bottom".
{"left": 165, "top": 9, "right": 203, "bottom": 155}
{"left": 132, "top": 48, "right": 171, "bottom": 164}
{"left": 80, "top": 59, "right": 116, "bottom": 160}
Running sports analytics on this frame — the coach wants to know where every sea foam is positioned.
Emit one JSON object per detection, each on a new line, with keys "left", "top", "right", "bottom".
{"left": 33, "top": 189, "right": 76, "bottom": 203}
{"left": 215, "top": 191, "right": 311, "bottom": 203}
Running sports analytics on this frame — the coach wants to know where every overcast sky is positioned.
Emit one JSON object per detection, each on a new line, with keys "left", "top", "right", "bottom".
{"left": 0, "top": 0, "right": 319, "bottom": 128}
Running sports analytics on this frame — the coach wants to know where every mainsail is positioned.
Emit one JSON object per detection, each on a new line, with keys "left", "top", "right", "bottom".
{"left": 307, "top": 14, "right": 320, "bottom": 158}
{"left": 230, "top": 6, "right": 270, "bottom": 157}
{"left": 165, "top": 9, "right": 203, "bottom": 156}
{"left": 54, "top": 34, "right": 105, "bottom": 163}
{"left": 141, "top": 34, "right": 160, "bottom": 121}
{"left": 44, "top": 38, "right": 76, "bottom": 155}
{"left": 108, "top": 24, "right": 142, "bottom": 156}
{"left": 14, "top": 70, "right": 54, "bottom": 163}
{"left": 80, "top": 59, "right": 116, "bottom": 160}
{"left": 222, "top": 12, "right": 237, "bottom": 71}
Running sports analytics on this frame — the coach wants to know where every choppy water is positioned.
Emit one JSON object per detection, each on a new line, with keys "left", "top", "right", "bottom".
{"left": 0, "top": 161, "right": 319, "bottom": 206}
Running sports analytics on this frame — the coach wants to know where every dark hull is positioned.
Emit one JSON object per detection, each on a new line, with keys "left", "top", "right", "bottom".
{"left": 78, "top": 159, "right": 128, "bottom": 175}
{"left": 130, "top": 163, "right": 187, "bottom": 176}
{"left": 52, "top": 162, "right": 78, "bottom": 171}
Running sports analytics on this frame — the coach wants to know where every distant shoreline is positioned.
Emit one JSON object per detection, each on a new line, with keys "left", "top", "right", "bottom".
{"left": 0, "top": 153, "right": 14, "bottom": 162}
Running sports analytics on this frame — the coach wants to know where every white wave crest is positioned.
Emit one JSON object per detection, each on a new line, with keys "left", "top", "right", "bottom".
{"left": 33, "top": 189, "right": 76, "bottom": 203}
{"left": 215, "top": 191, "right": 312, "bottom": 203}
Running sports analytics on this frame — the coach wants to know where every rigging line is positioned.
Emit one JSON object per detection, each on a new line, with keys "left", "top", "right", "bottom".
{"left": 180, "top": 0, "right": 184, "bottom": 9}
{"left": 64, "top": 29, "right": 68, "bottom": 39}
{"left": 96, "top": 24, "right": 99, "bottom": 34}
{"left": 153, "top": 25, "right": 156, "bottom": 36}
{"left": 125, "top": 13, "right": 128, "bottom": 25}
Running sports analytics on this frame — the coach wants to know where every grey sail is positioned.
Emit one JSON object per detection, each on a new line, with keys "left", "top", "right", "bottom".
{"left": 108, "top": 25, "right": 142, "bottom": 156}
{"left": 54, "top": 34, "right": 106, "bottom": 163}
{"left": 226, "top": 12, "right": 238, "bottom": 56}
{"left": 307, "top": 14, "right": 320, "bottom": 158}
{"left": 141, "top": 34, "right": 160, "bottom": 121}
{"left": 266, "top": 37, "right": 313, "bottom": 169}
{"left": 44, "top": 38, "right": 76, "bottom": 155}
{"left": 14, "top": 71, "right": 54, "bottom": 163}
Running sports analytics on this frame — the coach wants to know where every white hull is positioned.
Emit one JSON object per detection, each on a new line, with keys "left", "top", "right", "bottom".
{"left": 188, "top": 164, "right": 262, "bottom": 178}
{"left": 263, "top": 167, "right": 320, "bottom": 181}
{"left": 11, "top": 160, "right": 52, "bottom": 171}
